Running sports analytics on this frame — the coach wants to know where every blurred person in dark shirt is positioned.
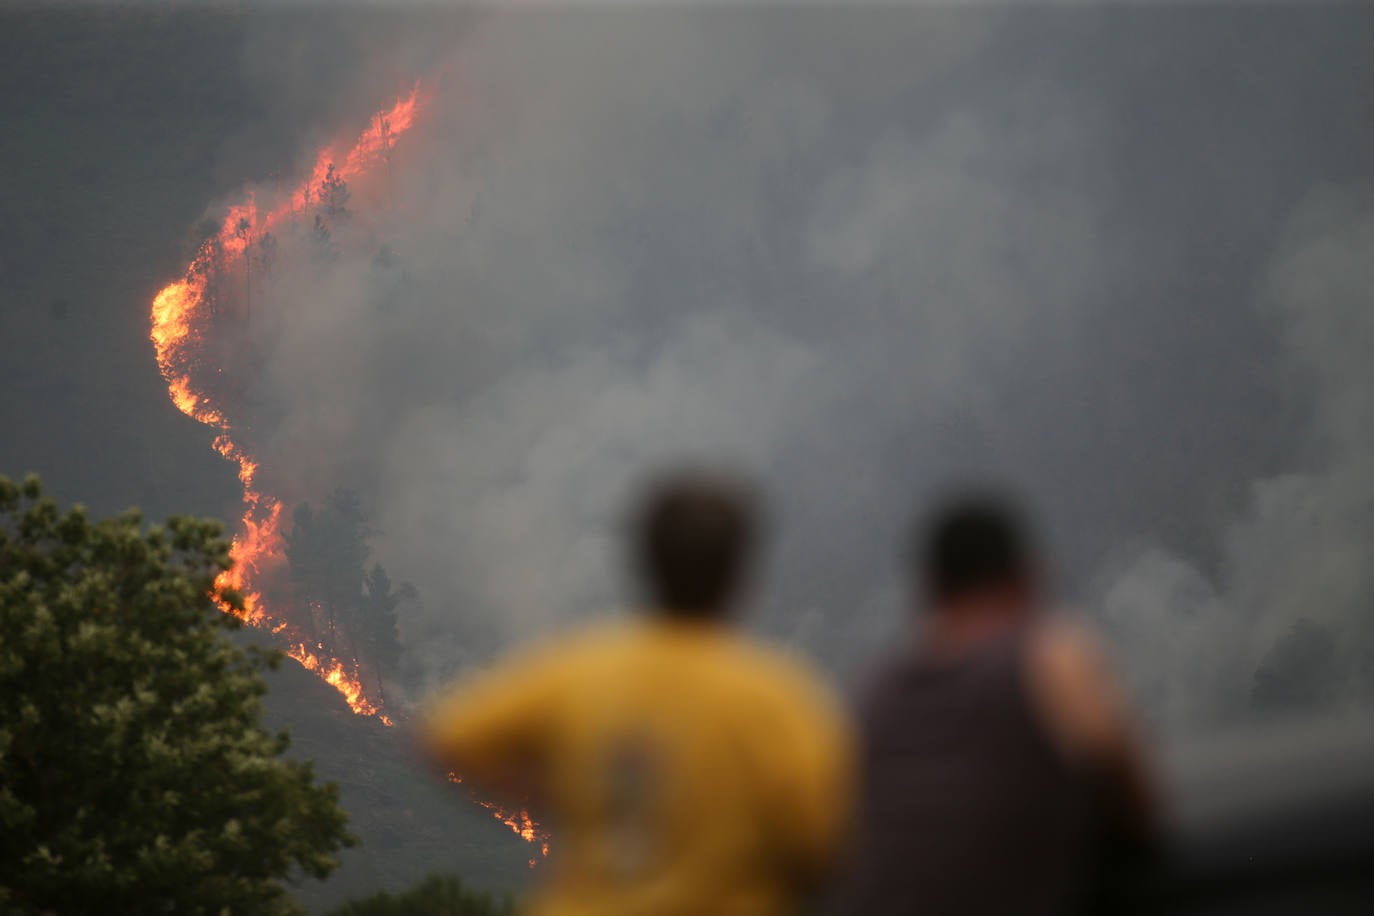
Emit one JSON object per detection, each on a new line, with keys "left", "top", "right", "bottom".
{"left": 839, "top": 491, "right": 1157, "bottom": 916}
{"left": 423, "top": 470, "right": 852, "bottom": 916}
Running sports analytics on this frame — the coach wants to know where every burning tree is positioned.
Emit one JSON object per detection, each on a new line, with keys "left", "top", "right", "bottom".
{"left": 235, "top": 215, "right": 254, "bottom": 323}
{"left": 0, "top": 475, "right": 353, "bottom": 915}
{"left": 188, "top": 219, "right": 225, "bottom": 325}
{"left": 283, "top": 490, "right": 408, "bottom": 699}
{"left": 317, "top": 162, "right": 351, "bottom": 224}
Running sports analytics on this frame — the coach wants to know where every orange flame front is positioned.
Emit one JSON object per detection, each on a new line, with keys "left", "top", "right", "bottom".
{"left": 449, "top": 773, "right": 552, "bottom": 864}
{"left": 149, "top": 85, "right": 423, "bottom": 719}
{"left": 148, "top": 81, "right": 545, "bottom": 855}
{"left": 149, "top": 83, "right": 545, "bottom": 853}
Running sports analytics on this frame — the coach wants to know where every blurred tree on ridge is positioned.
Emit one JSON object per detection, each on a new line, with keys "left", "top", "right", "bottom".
{"left": 325, "top": 872, "right": 513, "bottom": 916}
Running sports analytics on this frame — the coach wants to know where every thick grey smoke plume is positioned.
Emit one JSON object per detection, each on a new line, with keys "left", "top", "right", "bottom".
{"left": 224, "top": 8, "right": 1373, "bottom": 731}
{"left": 1096, "top": 186, "right": 1374, "bottom": 735}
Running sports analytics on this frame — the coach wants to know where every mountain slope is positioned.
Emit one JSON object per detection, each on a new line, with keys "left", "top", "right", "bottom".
{"left": 258, "top": 658, "right": 539, "bottom": 913}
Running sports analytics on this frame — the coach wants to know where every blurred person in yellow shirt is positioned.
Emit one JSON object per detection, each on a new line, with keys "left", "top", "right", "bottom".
{"left": 422, "top": 471, "right": 852, "bottom": 916}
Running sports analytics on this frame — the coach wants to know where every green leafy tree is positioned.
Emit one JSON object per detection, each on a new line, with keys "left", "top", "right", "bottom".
{"left": 326, "top": 873, "right": 513, "bottom": 916}
{"left": 0, "top": 475, "right": 354, "bottom": 915}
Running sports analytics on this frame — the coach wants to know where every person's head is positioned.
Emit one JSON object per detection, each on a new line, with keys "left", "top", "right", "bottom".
{"left": 912, "top": 491, "right": 1040, "bottom": 616}
{"left": 629, "top": 470, "right": 759, "bottom": 621}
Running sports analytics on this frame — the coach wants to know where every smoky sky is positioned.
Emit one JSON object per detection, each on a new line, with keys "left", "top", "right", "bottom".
{"left": 4, "top": 5, "right": 1374, "bottom": 740}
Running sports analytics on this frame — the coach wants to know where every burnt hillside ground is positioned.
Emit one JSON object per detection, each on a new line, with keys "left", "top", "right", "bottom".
{"left": 258, "top": 654, "right": 536, "bottom": 913}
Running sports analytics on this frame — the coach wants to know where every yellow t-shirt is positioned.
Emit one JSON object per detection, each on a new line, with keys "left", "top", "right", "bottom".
{"left": 423, "top": 617, "right": 852, "bottom": 916}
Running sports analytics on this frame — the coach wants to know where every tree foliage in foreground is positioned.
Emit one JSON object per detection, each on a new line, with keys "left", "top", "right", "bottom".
{"left": 0, "top": 475, "right": 354, "bottom": 915}
{"left": 325, "top": 873, "right": 514, "bottom": 916}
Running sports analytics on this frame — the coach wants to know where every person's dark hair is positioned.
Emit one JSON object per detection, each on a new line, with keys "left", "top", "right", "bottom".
{"left": 630, "top": 471, "right": 758, "bottom": 617}
{"left": 914, "top": 491, "right": 1035, "bottom": 605}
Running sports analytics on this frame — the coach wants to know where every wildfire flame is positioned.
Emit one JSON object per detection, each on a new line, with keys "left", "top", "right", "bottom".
{"left": 449, "top": 773, "right": 552, "bottom": 864}
{"left": 146, "top": 84, "right": 546, "bottom": 852}
{"left": 149, "top": 85, "right": 424, "bottom": 721}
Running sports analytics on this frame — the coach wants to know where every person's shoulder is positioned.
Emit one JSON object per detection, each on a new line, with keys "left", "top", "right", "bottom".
{"left": 1025, "top": 614, "right": 1133, "bottom": 762}
{"left": 544, "top": 616, "right": 643, "bottom": 666}
{"left": 1028, "top": 616, "right": 1114, "bottom": 685}
{"left": 489, "top": 616, "right": 638, "bottom": 679}
{"left": 727, "top": 638, "right": 845, "bottom": 722}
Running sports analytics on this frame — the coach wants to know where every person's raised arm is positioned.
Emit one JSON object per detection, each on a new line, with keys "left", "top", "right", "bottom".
{"left": 1027, "top": 621, "right": 1159, "bottom": 846}
{"left": 420, "top": 642, "right": 565, "bottom": 800}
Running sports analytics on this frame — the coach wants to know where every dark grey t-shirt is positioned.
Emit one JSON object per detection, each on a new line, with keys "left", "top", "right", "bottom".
{"left": 839, "top": 627, "right": 1094, "bottom": 916}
